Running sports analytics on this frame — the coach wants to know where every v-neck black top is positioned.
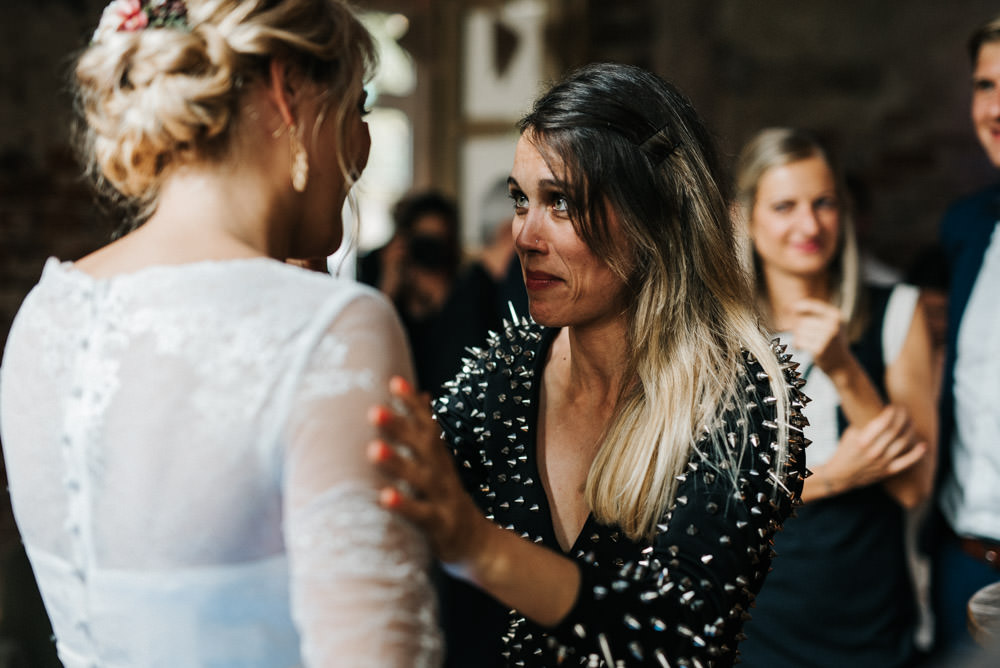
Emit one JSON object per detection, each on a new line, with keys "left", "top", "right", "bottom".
{"left": 433, "top": 321, "right": 808, "bottom": 667}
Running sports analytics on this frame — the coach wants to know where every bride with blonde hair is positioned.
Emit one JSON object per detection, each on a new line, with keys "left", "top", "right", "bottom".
{"left": 0, "top": 1, "right": 441, "bottom": 665}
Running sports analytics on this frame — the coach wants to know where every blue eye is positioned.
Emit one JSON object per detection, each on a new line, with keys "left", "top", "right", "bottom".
{"left": 509, "top": 192, "right": 528, "bottom": 210}
{"left": 553, "top": 197, "right": 569, "bottom": 212}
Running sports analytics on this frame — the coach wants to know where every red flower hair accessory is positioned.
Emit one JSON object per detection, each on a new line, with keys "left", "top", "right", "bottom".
{"left": 93, "top": 0, "right": 189, "bottom": 42}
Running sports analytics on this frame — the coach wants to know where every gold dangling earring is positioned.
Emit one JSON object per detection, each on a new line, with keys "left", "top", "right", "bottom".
{"left": 289, "top": 124, "right": 309, "bottom": 192}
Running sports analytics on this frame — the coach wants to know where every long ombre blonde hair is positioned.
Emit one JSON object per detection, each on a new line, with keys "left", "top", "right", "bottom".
{"left": 519, "top": 64, "right": 791, "bottom": 542}
{"left": 733, "top": 128, "right": 867, "bottom": 341}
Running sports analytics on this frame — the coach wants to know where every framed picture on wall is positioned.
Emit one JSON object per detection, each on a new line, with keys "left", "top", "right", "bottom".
{"left": 459, "top": 0, "right": 547, "bottom": 246}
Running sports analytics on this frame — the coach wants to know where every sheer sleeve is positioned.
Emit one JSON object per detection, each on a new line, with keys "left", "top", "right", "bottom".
{"left": 280, "top": 290, "right": 442, "bottom": 667}
{"left": 542, "top": 350, "right": 809, "bottom": 666}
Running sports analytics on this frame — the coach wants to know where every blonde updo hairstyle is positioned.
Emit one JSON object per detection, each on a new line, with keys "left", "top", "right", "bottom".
{"left": 74, "top": 0, "right": 376, "bottom": 230}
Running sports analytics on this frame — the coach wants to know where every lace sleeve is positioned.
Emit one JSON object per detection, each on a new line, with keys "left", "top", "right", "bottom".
{"left": 544, "top": 350, "right": 809, "bottom": 666}
{"left": 281, "top": 292, "right": 442, "bottom": 667}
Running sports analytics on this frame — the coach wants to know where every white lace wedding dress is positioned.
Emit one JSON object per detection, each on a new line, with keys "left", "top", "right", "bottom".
{"left": 0, "top": 257, "right": 442, "bottom": 667}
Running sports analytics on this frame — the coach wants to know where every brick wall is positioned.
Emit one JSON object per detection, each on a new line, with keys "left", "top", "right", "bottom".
{"left": 1, "top": 0, "right": 111, "bottom": 354}
{"left": 641, "top": 0, "right": 999, "bottom": 274}
{"left": 4, "top": 0, "right": 998, "bottom": 350}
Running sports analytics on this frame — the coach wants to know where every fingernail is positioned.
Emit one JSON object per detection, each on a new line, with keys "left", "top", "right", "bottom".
{"left": 368, "top": 405, "right": 390, "bottom": 426}
{"left": 368, "top": 440, "right": 390, "bottom": 462}
{"left": 390, "top": 376, "right": 412, "bottom": 394}
{"left": 380, "top": 487, "right": 401, "bottom": 508}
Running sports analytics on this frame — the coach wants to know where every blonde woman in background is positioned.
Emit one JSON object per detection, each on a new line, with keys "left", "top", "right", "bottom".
{"left": 0, "top": 1, "right": 441, "bottom": 666}
{"left": 733, "top": 128, "right": 937, "bottom": 668}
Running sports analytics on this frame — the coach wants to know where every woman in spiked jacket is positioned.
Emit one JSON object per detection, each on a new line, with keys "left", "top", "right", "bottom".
{"left": 369, "top": 63, "right": 809, "bottom": 667}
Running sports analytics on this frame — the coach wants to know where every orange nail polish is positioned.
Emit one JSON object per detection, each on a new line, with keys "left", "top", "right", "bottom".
{"left": 390, "top": 376, "right": 412, "bottom": 395}
{"left": 369, "top": 406, "right": 390, "bottom": 426}
{"left": 376, "top": 441, "right": 393, "bottom": 462}
{"left": 381, "top": 487, "right": 400, "bottom": 508}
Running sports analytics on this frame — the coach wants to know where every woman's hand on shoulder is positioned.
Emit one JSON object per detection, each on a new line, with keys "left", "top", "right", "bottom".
{"left": 368, "top": 377, "right": 492, "bottom": 573}
{"left": 807, "top": 404, "right": 927, "bottom": 500}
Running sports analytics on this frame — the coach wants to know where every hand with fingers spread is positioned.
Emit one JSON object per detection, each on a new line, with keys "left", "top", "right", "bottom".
{"left": 368, "top": 376, "right": 491, "bottom": 572}
{"left": 808, "top": 404, "right": 927, "bottom": 499}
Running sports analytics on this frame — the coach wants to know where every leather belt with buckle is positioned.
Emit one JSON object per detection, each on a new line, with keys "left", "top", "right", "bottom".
{"left": 960, "top": 536, "right": 1000, "bottom": 571}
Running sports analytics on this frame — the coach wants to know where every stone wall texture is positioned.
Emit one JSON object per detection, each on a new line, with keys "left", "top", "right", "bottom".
{"left": 3, "top": 0, "right": 999, "bottom": 350}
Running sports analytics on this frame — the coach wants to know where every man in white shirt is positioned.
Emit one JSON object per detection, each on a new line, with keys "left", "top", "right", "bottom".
{"left": 933, "top": 12, "right": 1000, "bottom": 659}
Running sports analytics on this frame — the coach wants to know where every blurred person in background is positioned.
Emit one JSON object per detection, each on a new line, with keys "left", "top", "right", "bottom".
{"left": 469, "top": 175, "right": 528, "bottom": 319}
{"left": 733, "top": 127, "right": 938, "bottom": 668}
{"left": 369, "top": 189, "right": 500, "bottom": 393}
{"left": 930, "top": 12, "right": 1000, "bottom": 664}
